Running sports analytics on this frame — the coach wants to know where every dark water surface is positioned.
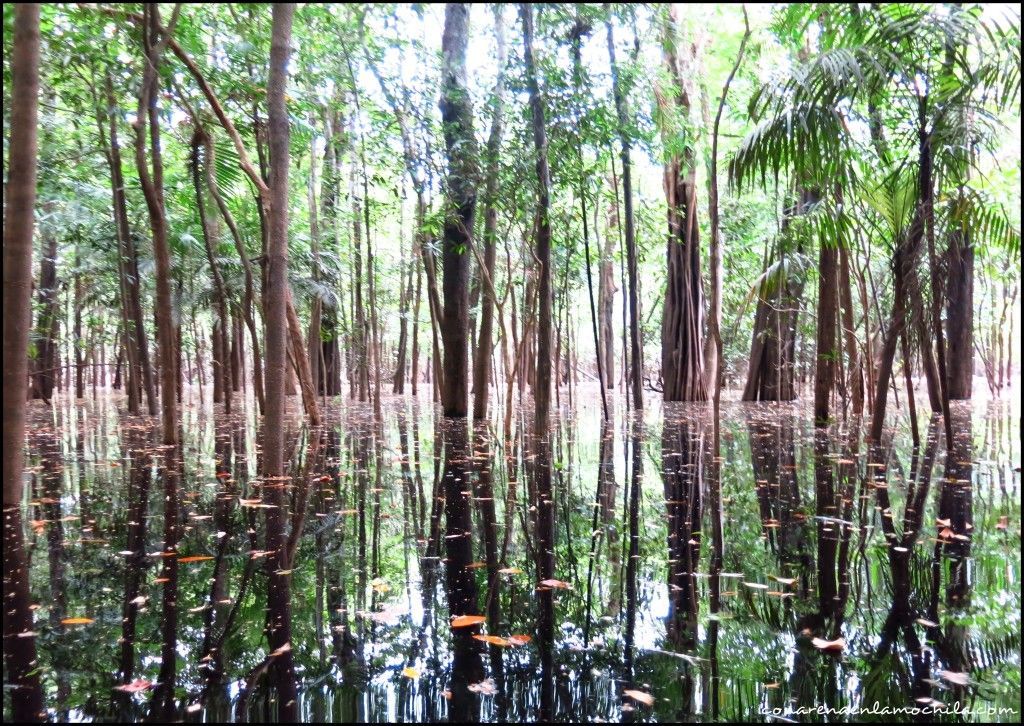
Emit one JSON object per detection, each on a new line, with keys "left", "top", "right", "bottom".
{"left": 7, "top": 389, "right": 1021, "bottom": 722}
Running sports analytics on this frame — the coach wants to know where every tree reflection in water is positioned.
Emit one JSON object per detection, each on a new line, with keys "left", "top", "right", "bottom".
{"left": 4, "top": 394, "right": 1020, "bottom": 722}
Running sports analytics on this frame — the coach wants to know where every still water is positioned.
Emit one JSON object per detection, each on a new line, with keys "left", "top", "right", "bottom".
{"left": 8, "top": 389, "right": 1021, "bottom": 722}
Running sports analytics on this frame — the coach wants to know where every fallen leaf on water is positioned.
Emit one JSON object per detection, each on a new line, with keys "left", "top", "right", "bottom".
{"left": 508, "top": 634, "right": 532, "bottom": 646}
{"left": 995, "top": 515, "right": 1009, "bottom": 530}
{"left": 539, "top": 579, "right": 572, "bottom": 590}
{"left": 743, "top": 582, "right": 769, "bottom": 590}
{"left": 61, "top": 617, "right": 95, "bottom": 625}
{"left": 498, "top": 567, "right": 523, "bottom": 575}
{"left": 401, "top": 666, "right": 419, "bottom": 679}
{"left": 473, "top": 634, "right": 511, "bottom": 647}
{"left": 178, "top": 555, "right": 214, "bottom": 563}
{"left": 270, "top": 643, "right": 292, "bottom": 657}
{"left": 113, "top": 678, "right": 152, "bottom": 693}
{"left": 450, "top": 615, "right": 486, "bottom": 628}
{"left": 465, "top": 561, "right": 488, "bottom": 570}
{"left": 939, "top": 670, "right": 970, "bottom": 686}
{"left": 915, "top": 617, "right": 939, "bottom": 628}
{"left": 811, "top": 637, "right": 845, "bottom": 652}
{"left": 468, "top": 678, "right": 497, "bottom": 695}
{"left": 623, "top": 689, "right": 654, "bottom": 706}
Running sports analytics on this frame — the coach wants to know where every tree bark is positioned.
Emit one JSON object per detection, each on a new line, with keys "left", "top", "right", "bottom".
{"left": 262, "top": 5, "right": 300, "bottom": 720}
{"left": 439, "top": 3, "right": 478, "bottom": 419}
{"left": 2, "top": 5, "right": 45, "bottom": 720}
{"left": 660, "top": 7, "right": 707, "bottom": 402}
{"left": 133, "top": 3, "right": 181, "bottom": 446}
{"left": 606, "top": 7, "right": 644, "bottom": 409}
{"left": 472, "top": 5, "right": 507, "bottom": 421}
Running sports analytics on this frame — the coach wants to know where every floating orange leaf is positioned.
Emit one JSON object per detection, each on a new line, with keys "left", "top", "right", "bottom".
{"left": 450, "top": 615, "right": 486, "bottom": 628}
{"left": 178, "top": 555, "right": 214, "bottom": 563}
{"left": 473, "top": 634, "right": 511, "bottom": 647}
{"left": 61, "top": 617, "right": 95, "bottom": 625}
{"left": 508, "top": 634, "right": 532, "bottom": 646}
{"left": 113, "top": 678, "right": 152, "bottom": 693}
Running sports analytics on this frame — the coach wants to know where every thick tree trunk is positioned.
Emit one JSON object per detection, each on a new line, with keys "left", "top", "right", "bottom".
{"left": 439, "top": 3, "right": 478, "bottom": 419}
{"left": 2, "top": 5, "right": 45, "bottom": 720}
{"left": 262, "top": 6, "right": 300, "bottom": 719}
{"left": 660, "top": 7, "right": 707, "bottom": 402}
{"left": 472, "top": 5, "right": 507, "bottom": 421}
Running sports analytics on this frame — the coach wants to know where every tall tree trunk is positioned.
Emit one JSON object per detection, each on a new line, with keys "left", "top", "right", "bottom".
{"left": 598, "top": 191, "right": 617, "bottom": 389}
{"left": 439, "top": 3, "right": 478, "bottom": 419}
{"left": 192, "top": 128, "right": 232, "bottom": 413}
{"left": 813, "top": 235, "right": 839, "bottom": 426}
{"left": 31, "top": 215, "right": 59, "bottom": 402}
{"left": 262, "top": 6, "right": 299, "bottom": 719}
{"left": 2, "top": 5, "right": 45, "bottom": 720}
{"left": 869, "top": 99, "right": 932, "bottom": 443}
{"left": 606, "top": 8, "right": 644, "bottom": 409}
{"left": 202, "top": 132, "right": 266, "bottom": 413}
{"left": 945, "top": 229, "right": 973, "bottom": 399}
{"left": 660, "top": 7, "right": 707, "bottom": 402}
{"left": 133, "top": 3, "right": 180, "bottom": 446}
{"left": 472, "top": 5, "right": 507, "bottom": 421}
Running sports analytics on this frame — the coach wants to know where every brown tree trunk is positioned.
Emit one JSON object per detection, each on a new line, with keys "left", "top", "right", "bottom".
{"left": 945, "top": 228, "right": 973, "bottom": 399}
{"left": 133, "top": 3, "right": 181, "bottom": 446}
{"left": 2, "top": 5, "right": 45, "bottom": 720}
{"left": 262, "top": 6, "right": 300, "bottom": 719}
{"left": 31, "top": 216, "right": 59, "bottom": 402}
{"left": 472, "top": 5, "right": 507, "bottom": 421}
{"left": 660, "top": 7, "right": 707, "bottom": 402}
{"left": 813, "top": 236, "right": 839, "bottom": 426}
{"left": 440, "top": 3, "right": 478, "bottom": 419}
{"left": 192, "top": 128, "right": 232, "bottom": 413}
{"left": 606, "top": 8, "right": 644, "bottom": 409}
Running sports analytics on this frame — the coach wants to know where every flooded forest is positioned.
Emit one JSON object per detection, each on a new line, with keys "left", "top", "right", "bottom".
{"left": 3, "top": 3, "right": 1021, "bottom": 723}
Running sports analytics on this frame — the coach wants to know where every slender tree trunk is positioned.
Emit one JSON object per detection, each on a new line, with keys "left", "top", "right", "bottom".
{"left": 192, "top": 128, "right": 232, "bottom": 413}
{"left": 439, "top": 3, "right": 478, "bottom": 419}
{"left": 2, "top": 6, "right": 45, "bottom": 720}
{"left": 472, "top": 5, "right": 507, "bottom": 421}
{"left": 202, "top": 133, "right": 266, "bottom": 413}
{"left": 133, "top": 3, "right": 180, "bottom": 446}
{"left": 606, "top": 8, "right": 644, "bottom": 409}
{"left": 31, "top": 216, "right": 59, "bottom": 402}
{"left": 262, "top": 6, "right": 299, "bottom": 719}
{"left": 945, "top": 229, "right": 973, "bottom": 399}
{"left": 813, "top": 235, "right": 839, "bottom": 426}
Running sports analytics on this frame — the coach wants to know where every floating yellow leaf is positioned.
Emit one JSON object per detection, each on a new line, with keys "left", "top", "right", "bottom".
{"left": 401, "top": 666, "right": 419, "bottom": 679}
